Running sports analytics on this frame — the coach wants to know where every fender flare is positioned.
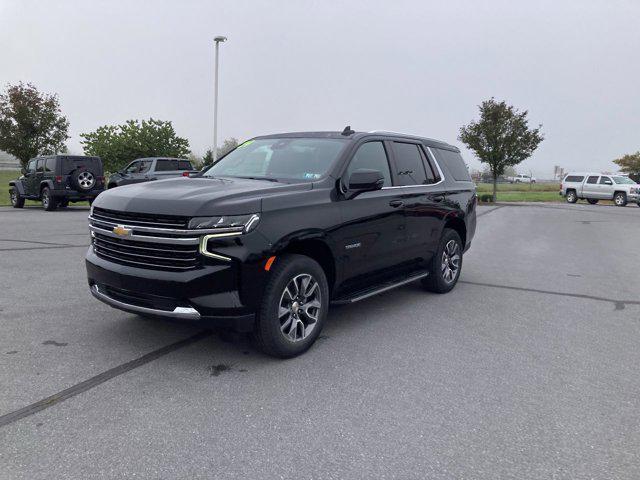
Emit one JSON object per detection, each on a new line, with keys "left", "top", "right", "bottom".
{"left": 9, "top": 180, "right": 25, "bottom": 196}
{"left": 39, "top": 179, "right": 55, "bottom": 194}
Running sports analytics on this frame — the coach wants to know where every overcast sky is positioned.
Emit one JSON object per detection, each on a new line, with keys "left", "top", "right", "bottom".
{"left": 2, "top": 0, "right": 639, "bottom": 177}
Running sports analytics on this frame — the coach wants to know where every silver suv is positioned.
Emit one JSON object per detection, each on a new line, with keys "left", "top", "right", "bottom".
{"left": 560, "top": 173, "right": 640, "bottom": 206}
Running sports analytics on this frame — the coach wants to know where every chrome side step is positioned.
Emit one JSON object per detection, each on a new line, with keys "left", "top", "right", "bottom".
{"left": 331, "top": 270, "right": 430, "bottom": 305}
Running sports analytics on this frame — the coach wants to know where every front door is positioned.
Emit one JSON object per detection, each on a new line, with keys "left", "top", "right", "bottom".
{"left": 23, "top": 159, "right": 38, "bottom": 196}
{"left": 336, "top": 140, "right": 408, "bottom": 282}
{"left": 598, "top": 175, "right": 614, "bottom": 199}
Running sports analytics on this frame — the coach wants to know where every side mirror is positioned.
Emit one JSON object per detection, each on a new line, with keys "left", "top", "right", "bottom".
{"left": 345, "top": 169, "right": 385, "bottom": 198}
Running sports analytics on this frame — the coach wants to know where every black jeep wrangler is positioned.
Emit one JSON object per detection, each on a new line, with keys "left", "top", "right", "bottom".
{"left": 9, "top": 155, "right": 105, "bottom": 210}
{"left": 86, "top": 130, "right": 476, "bottom": 357}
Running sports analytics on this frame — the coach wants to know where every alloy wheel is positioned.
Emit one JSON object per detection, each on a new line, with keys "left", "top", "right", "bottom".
{"left": 278, "top": 273, "right": 322, "bottom": 343}
{"left": 441, "top": 239, "right": 461, "bottom": 284}
{"left": 78, "top": 171, "right": 95, "bottom": 189}
{"left": 42, "top": 191, "right": 49, "bottom": 208}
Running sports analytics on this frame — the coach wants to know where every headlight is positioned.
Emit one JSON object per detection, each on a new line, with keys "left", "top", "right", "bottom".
{"left": 188, "top": 213, "right": 260, "bottom": 233}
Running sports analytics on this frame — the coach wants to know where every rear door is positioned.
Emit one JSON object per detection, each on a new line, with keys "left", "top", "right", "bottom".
{"left": 389, "top": 141, "right": 444, "bottom": 263}
{"left": 336, "top": 140, "right": 408, "bottom": 282}
{"left": 582, "top": 175, "right": 600, "bottom": 198}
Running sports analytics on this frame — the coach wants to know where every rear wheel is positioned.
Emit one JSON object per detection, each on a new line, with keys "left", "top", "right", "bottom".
{"left": 566, "top": 190, "right": 578, "bottom": 203}
{"left": 10, "top": 187, "right": 24, "bottom": 208}
{"left": 254, "top": 254, "right": 329, "bottom": 358}
{"left": 41, "top": 187, "right": 57, "bottom": 211}
{"left": 422, "top": 228, "right": 463, "bottom": 294}
{"left": 614, "top": 192, "right": 627, "bottom": 207}
{"left": 587, "top": 199, "right": 599, "bottom": 205}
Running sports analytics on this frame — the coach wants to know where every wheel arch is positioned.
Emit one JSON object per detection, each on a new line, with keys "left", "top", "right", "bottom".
{"left": 277, "top": 237, "right": 337, "bottom": 294}
{"left": 444, "top": 215, "right": 467, "bottom": 248}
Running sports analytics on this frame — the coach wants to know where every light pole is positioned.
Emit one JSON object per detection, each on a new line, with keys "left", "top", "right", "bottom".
{"left": 213, "top": 35, "right": 227, "bottom": 163}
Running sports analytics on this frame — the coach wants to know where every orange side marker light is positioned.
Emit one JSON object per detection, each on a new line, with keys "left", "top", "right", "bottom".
{"left": 264, "top": 256, "right": 276, "bottom": 271}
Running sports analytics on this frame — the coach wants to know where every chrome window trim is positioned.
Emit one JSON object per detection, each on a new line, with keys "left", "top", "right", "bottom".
{"left": 381, "top": 146, "right": 445, "bottom": 190}
{"left": 198, "top": 232, "right": 242, "bottom": 261}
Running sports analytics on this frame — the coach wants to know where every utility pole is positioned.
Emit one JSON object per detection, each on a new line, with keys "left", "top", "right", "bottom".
{"left": 213, "top": 36, "right": 227, "bottom": 163}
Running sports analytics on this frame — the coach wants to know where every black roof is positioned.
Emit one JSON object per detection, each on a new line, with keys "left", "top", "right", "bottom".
{"left": 253, "top": 130, "right": 458, "bottom": 151}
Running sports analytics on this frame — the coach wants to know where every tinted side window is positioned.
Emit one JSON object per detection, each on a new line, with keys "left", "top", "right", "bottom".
{"left": 599, "top": 176, "right": 612, "bottom": 185}
{"left": 125, "top": 161, "right": 140, "bottom": 173}
{"left": 392, "top": 142, "right": 427, "bottom": 186}
{"left": 178, "top": 160, "right": 192, "bottom": 170}
{"left": 346, "top": 142, "right": 392, "bottom": 187}
{"left": 36, "top": 159, "right": 45, "bottom": 173}
{"left": 586, "top": 176, "right": 599, "bottom": 184}
{"left": 139, "top": 160, "right": 152, "bottom": 173}
{"left": 27, "top": 160, "right": 36, "bottom": 172}
{"left": 44, "top": 158, "right": 55, "bottom": 172}
{"left": 156, "top": 159, "right": 179, "bottom": 171}
{"left": 432, "top": 148, "right": 471, "bottom": 181}
{"left": 564, "top": 175, "right": 584, "bottom": 182}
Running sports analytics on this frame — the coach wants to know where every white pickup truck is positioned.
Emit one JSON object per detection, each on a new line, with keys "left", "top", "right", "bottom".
{"left": 507, "top": 174, "right": 536, "bottom": 183}
{"left": 560, "top": 172, "right": 640, "bottom": 206}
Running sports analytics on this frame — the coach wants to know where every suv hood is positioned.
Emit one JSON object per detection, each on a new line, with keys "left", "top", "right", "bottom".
{"left": 94, "top": 176, "right": 312, "bottom": 216}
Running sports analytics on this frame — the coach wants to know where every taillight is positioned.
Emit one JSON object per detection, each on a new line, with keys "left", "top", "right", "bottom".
{"left": 55, "top": 176, "right": 63, "bottom": 183}
{"left": 182, "top": 171, "right": 190, "bottom": 177}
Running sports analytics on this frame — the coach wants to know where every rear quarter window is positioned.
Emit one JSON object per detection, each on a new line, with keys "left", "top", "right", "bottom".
{"left": 431, "top": 148, "right": 471, "bottom": 181}
{"left": 564, "top": 175, "right": 585, "bottom": 182}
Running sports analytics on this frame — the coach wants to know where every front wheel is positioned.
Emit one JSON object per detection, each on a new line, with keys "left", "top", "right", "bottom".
{"left": 41, "top": 187, "right": 57, "bottom": 211}
{"left": 10, "top": 187, "right": 24, "bottom": 208}
{"left": 254, "top": 254, "right": 329, "bottom": 358}
{"left": 587, "top": 199, "right": 599, "bottom": 205}
{"left": 614, "top": 192, "right": 627, "bottom": 207}
{"left": 422, "top": 228, "right": 463, "bottom": 294}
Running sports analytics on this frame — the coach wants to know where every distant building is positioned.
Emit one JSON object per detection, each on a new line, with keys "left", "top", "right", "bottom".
{"left": 0, "top": 150, "right": 20, "bottom": 170}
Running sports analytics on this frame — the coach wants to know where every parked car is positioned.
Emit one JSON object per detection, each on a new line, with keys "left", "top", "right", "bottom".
{"left": 9, "top": 155, "right": 105, "bottom": 211}
{"left": 508, "top": 174, "right": 536, "bottom": 183}
{"left": 560, "top": 172, "right": 640, "bottom": 206}
{"left": 107, "top": 157, "right": 197, "bottom": 188}
{"left": 86, "top": 129, "right": 477, "bottom": 357}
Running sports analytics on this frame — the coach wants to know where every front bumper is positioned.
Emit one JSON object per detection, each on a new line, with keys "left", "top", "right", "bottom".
{"left": 86, "top": 249, "right": 255, "bottom": 331}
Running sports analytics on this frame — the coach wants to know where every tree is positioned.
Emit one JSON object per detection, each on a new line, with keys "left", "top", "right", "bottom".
{"left": 0, "top": 82, "right": 70, "bottom": 168}
{"left": 459, "top": 98, "right": 543, "bottom": 201}
{"left": 201, "top": 138, "right": 239, "bottom": 168}
{"left": 80, "top": 118, "right": 190, "bottom": 172}
{"left": 613, "top": 151, "right": 640, "bottom": 173}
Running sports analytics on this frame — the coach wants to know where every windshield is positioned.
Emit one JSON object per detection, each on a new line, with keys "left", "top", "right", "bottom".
{"left": 612, "top": 176, "right": 636, "bottom": 184}
{"left": 202, "top": 137, "right": 347, "bottom": 182}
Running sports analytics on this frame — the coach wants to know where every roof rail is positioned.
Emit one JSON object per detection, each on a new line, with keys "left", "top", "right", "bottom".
{"left": 367, "top": 130, "right": 448, "bottom": 144}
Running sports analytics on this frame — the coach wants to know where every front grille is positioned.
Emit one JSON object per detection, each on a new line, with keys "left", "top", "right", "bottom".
{"left": 92, "top": 207, "right": 189, "bottom": 229}
{"left": 92, "top": 232, "right": 199, "bottom": 270}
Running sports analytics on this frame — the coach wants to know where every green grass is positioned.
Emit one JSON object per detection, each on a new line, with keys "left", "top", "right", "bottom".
{"left": 0, "top": 170, "right": 88, "bottom": 207}
{"left": 476, "top": 182, "right": 562, "bottom": 202}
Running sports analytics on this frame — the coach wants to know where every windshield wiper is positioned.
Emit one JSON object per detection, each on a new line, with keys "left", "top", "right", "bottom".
{"left": 235, "top": 176, "right": 280, "bottom": 182}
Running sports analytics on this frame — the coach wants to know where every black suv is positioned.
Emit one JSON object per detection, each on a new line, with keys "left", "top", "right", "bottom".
{"left": 86, "top": 130, "right": 476, "bottom": 357}
{"left": 10, "top": 155, "right": 105, "bottom": 210}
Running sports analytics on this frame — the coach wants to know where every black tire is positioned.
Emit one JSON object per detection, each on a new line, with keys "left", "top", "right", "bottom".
{"left": 71, "top": 168, "right": 96, "bottom": 192}
{"left": 10, "top": 187, "right": 24, "bottom": 208}
{"left": 254, "top": 254, "right": 329, "bottom": 358}
{"left": 614, "top": 192, "right": 627, "bottom": 207}
{"left": 41, "top": 187, "right": 57, "bottom": 211}
{"left": 587, "top": 199, "right": 599, "bottom": 205}
{"left": 566, "top": 190, "right": 578, "bottom": 203}
{"left": 422, "top": 228, "right": 463, "bottom": 294}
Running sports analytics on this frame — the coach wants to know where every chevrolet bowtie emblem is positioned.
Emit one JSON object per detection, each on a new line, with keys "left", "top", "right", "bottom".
{"left": 113, "top": 225, "right": 131, "bottom": 236}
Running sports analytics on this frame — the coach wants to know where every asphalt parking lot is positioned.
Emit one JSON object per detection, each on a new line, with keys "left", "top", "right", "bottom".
{"left": 1, "top": 202, "right": 640, "bottom": 479}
